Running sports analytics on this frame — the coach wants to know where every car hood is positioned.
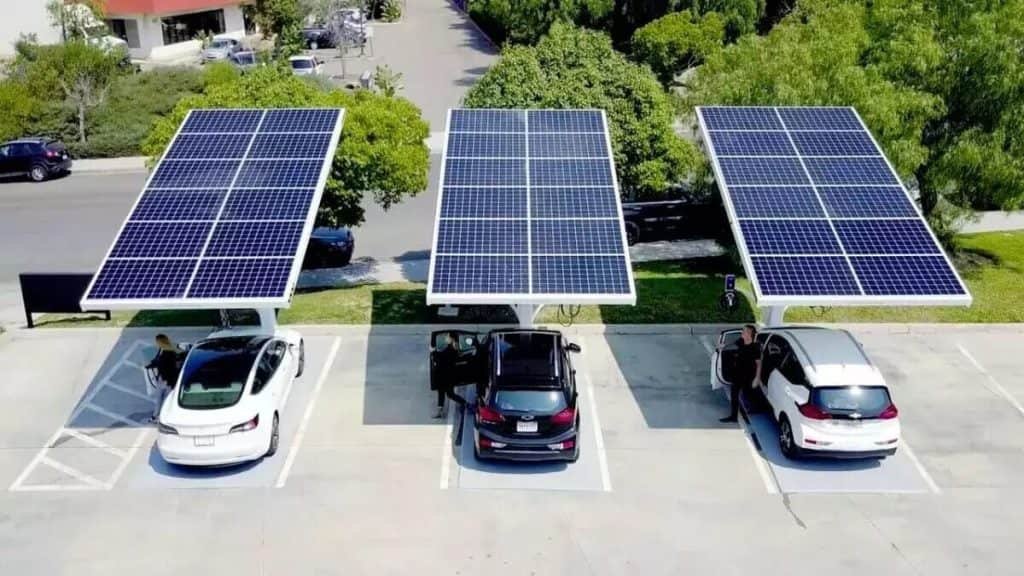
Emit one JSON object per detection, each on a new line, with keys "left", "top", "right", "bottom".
{"left": 203, "top": 48, "right": 231, "bottom": 57}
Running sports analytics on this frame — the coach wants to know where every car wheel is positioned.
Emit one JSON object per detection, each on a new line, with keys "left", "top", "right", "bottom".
{"left": 29, "top": 165, "right": 47, "bottom": 182}
{"left": 779, "top": 415, "right": 800, "bottom": 460}
{"left": 296, "top": 339, "right": 305, "bottom": 378}
{"left": 625, "top": 223, "right": 639, "bottom": 246}
{"left": 266, "top": 413, "right": 280, "bottom": 457}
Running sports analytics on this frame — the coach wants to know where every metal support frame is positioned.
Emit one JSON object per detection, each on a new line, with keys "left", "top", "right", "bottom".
{"left": 763, "top": 306, "right": 787, "bottom": 327}
{"left": 257, "top": 308, "right": 277, "bottom": 331}
{"left": 511, "top": 304, "right": 543, "bottom": 328}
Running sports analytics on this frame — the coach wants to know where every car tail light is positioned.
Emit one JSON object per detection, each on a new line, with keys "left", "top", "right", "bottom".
{"left": 229, "top": 414, "right": 259, "bottom": 433}
{"left": 157, "top": 422, "right": 178, "bottom": 435}
{"left": 551, "top": 407, "right": 575, "bottom": 425}
{"left": 548, "top": 438, "right": 575, "bottom": 451}
{"left": 476, "top": 405, "right": 504, "bottom": 424}
{"left": 880, "top": 404, "right": 899, "bottom": 419}
{"left": 479, "top": 437, "right": 506, "bottom": 448}
{"left": 797, "top": 402, "right": 830, "bottom": 420}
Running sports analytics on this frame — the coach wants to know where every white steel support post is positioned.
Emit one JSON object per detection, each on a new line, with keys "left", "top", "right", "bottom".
{"left": 763, "top": 306, "right": 787, "bottom": 327}
{"left": 257, "top": 308, "right": 278, "bottom": 331}
{"left": 512, "top": 304, "right": 543, "bottom": 328}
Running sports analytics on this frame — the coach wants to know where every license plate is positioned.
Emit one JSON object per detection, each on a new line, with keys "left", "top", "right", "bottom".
{"left": 194, "top": 436, "right": 215, "bottom": 447}
{"left": 517, "top": 420, "right": 538, "bottom": 433}
{"left": 833, "top": 419, "right": 863, "bottom": 427}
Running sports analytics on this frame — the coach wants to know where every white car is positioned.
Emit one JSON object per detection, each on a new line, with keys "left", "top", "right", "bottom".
{"left": 156, "top": 329, "right": 304, "bottom": 466}
{"left": 289, "top": 55, "right": 324, "bottom": 76}
{"left": 712, "top": 327, "right": 900, "bottom": 459}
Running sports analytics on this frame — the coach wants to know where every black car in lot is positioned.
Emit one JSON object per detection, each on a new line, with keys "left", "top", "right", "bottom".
{"left": 302, "top": 27, "right": 335, "bottom": 49}
{"left": 430, "top": 329, "right": 582, "bottom": 463}
{"left": 302, "top": 227, "right": 355, "bottom": 269}
{"left": 0, "top": 138, "right": 71, "bottom": 182}
{"left": 620, "top": 186, "right": 725, "bottom": 245}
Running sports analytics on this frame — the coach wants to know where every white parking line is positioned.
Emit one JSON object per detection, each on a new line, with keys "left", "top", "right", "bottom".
{"left": 39, "top": 456, "right": 106, "bottom": 489}
{"left": 83, "top": 402, "right": 140, "bottom": 428}
{"left": 957, "top": 343, "right": 1024, "bottom": 417}
{"left": 439, "top": 402, "right": 455, "bottom": 490}
{"left": 581, "top": 371, "right": 612, "bottom": 492}
{"left": 9, "top": 427, "right": 67, "bottom": 491}
{"left": 105, "top": 381, "right": 156, "bottom": 404}
{"left": 276, "top": 337, "right": 340, "bottom": 488}
{"left": 900, "top": 440, "right": 941, "bottom": 494}
{"left": 62, "top": 428, "right": 129, "bottom": 459}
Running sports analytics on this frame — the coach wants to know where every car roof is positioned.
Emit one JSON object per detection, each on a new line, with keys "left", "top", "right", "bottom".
{"left": 488, "top": 328, "right": 562, "bottom": 337}
{"left": 768, "top": 327, "right": 885, "bottom": 388}
{"left": 289, "top": 55, "right": 316, "bottom": 61}
{"left": 5, "top": 138, "right": 50, "bottom": 145}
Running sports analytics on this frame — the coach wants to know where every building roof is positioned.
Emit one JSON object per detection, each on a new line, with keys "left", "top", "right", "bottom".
{"left": 103, "top": 0, "right": 244, "bottom": 16}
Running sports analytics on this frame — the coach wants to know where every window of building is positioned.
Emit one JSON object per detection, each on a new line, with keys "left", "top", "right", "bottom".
{"left": 106, "top": 18, "right": 141, "bottom": 48}
{"left": 161, "top": 9, "right": 225, "bottom": 45}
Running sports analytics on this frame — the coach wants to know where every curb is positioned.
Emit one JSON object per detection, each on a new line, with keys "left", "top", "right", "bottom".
{"left": 72, "top": 157, "right": 148, "bottom": 174}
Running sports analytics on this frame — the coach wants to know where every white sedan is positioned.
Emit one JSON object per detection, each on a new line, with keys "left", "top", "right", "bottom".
{"left": 156, "top": 329, "right": 304, "bottom": 466}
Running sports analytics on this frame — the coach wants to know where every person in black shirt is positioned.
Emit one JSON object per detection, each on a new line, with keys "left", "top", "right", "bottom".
{"left": 146, "top": 334, "right": 182, "bottom": 422}
{"left": 720, "top": 324, "right": 762, "bottom": 423}
{"left": 432, "top": 334, "right": 467, "bottom": 418}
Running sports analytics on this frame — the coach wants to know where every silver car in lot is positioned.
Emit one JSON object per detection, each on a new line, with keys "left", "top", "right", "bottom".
{"left": 201, "top": 37, "right": 241, "bottom": 63}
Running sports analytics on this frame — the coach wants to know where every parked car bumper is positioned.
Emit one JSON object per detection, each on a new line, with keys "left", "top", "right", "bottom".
{"left": 475, "top": 427, "right": 578, "bottom": 462}
{"left": 157, "top": 429, "right": 268, "bottom": 466}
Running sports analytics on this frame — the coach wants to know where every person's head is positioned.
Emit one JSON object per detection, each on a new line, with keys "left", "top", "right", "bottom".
{"left": 155, "top": 333, "right": 175, "bottom": 351}
{"left": 741, "top": 324, "right": 757, "bottom": 343}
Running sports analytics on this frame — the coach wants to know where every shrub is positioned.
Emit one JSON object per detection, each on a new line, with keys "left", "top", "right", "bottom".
{"left": 631, "top": 11, "right": 725, "bottom": 86}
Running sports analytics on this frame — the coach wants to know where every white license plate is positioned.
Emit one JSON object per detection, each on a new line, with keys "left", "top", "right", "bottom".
{"left": 833, "top": 419, "right": 863, "bottom": 427}
{"left": 517, "top": 421, "right": 538, "bottom": 433}
{"left": 194, "top": 436, "right": 215, "bottom": 447}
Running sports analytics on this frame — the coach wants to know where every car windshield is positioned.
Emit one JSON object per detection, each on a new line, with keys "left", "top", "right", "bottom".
{"left": 210, "top": 40, "right": 233, "bottom": 49}
{"left": 813, "top": 386, "right": 891, "bottom": 418}
{"left": 178, "top": 337, "right": 268, "bottom": 410}
{"left": 291, "top": 59, "right": 314, "bottom": 69}
{"left": 494, "top": 390, "right": 566, "bottom": 413}
{"left": 497, "top": 333, "right": 558, "bottom": 380}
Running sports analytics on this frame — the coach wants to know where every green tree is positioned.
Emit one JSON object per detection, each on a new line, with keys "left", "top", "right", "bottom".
{"left": 469, "top": 0, "right": 614, "bottom": 45}
{"left": 253, "top": 0, "right": 305, "bottom": 55}
{"left": 373, "top": 64, "right": 403, "bottom": 97}
{"left": 465, "top": 23, "right": 701, "bottom": 198}
{"left": 0, "top": 82, "right": 39, "bottom": 142}
{"left": 46, "top": 0, "right": 106, "bottom": 41}
{"left": 631, "top": 10, "right": 725, "bottom": 86}
{"left": 611, "top": 0, "right": 761, "bottom": 42}
{"left": 143, "top": 66, "right": 430, "bottom": 227}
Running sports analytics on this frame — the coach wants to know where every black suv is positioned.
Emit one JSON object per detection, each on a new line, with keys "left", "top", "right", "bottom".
{"left": 620, "top": 185, "right": 724, "bottom": 245}
{"left": 0, "top": 138, "right": 71, "bottom": 182}
{"left": 430, "top": 329, "right": 581, "bottom": 463}
{"left": 301, "top": 227, "right": 355, "bottom": 269}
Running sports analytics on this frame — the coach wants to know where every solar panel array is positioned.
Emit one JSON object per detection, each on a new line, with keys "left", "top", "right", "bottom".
{"left": 82, "top": 108, "right": 344, "bottom": 309}
{"left": 428, "top": 109, "right": 634, "bottom": 303}
{"left": 697, "top": 106, "right": 970, "bottom": 305}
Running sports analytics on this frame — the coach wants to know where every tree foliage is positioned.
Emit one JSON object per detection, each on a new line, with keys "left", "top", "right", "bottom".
{"left": 143, "top": 66, "right": 430, "bottom": 227}
{"left": 253, "top": 0, "right": 305, "bottom": 55}
{"left": 46, "top": 0, "right": 106, "bottom": 41}
{"left": 611, "top": 0, "right": 762, "bottom": 42}
{"left": 465, "top": 23, "right": 701, "bottom": 198}
{"left": 631, "top": 10, "right": 725, "bottom": 86}
{"left": 468, "top": 0, "right": 614, "bottom": 45}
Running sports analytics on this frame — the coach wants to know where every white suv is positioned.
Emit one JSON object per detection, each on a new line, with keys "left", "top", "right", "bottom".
{"left": 712, "top": 327, "right": 900, "bottom": 459}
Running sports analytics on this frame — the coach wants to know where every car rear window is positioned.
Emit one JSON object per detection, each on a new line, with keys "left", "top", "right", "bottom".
{"left": 291, "top": 59, "right": 314, "bottom": 69}
{"left": 497, "top": 333, "right": 558, "bottom": 379}
{"left": 813, "top": 386, "right": 891, "bottom": 418}
{"left": 493, "top": 390, "right": 566, "bottom": 413}
{"left": 178, "top": 337, "right": 265, "bottom": 409}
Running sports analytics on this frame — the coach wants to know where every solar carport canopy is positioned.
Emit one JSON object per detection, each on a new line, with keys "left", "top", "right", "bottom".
{"left": 427, "top": 109, "right": 636, "bottom": 305}
{"left": 696, "top": 106, "right": 970, "bottom": 307}
{"left": 81, "top": 108, "right": 345, "bottom": 310}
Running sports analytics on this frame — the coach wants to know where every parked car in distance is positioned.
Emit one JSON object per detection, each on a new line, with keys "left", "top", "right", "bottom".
{"left": 620, "top": 185, "right": 724, "bottom": 245}
{"left": 302, "top": 227, "right": 355, "bottom": 269}
{"left": 230, "top": 50, "right": 258, "bottom": 71}
{"left": 0, "top": 138, "right": 71, "bottom": 182}
{"left": 430, "top": 329, "right": 582, "bottom": 463}
{"left": 201, "top": 37, "right": 241, "bottom": 63}
{"left": 289, "top": 55, "right": 324, "bottom": 76}
{"left": 302, "top": 26, "right": 335, "bottom": 49}
{"left": 156, "top": 329, "right": 305, "bottom": 467}
{"left": 712, "top": 326, "right": 900, "bottom": 460}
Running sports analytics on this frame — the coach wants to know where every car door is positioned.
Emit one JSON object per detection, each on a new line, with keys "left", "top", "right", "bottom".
{"left": 0, "top": 145, "right": 13, "bottom": 175}
{"left": 761, "top": 336, "right": 807, "bottom": 417}
{"left": 252, "top": 340, "right": 287, "bottom": 411}
{"left": 711, "top": 329, "right": 743, "bottom": 391}
{"left": 430, "top": 330, "right": 484, "bottom": 391}
{"left": 8, "top": 143, "right": 31, "bottom": 174}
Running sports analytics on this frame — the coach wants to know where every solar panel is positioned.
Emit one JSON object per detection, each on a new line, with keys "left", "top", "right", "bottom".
{"left": 81, "top": 108, "right": 345, "bottom": 309}
{"left": 697, "top": 105, "right": 970, "bottom": 306}
{"left": 428, "top": 109, "right": 634, "bottom": 305}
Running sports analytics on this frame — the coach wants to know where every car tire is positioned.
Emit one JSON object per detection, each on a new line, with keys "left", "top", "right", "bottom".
{"left": 29, "top": 165, "right": 48, "bottom": 182}
{"left": 625, "top": 223, "right": 639, "bottom": 246}
{"left": 266, "top": 413, "right": 280, "bottom": 457}
{"left": 296, "top": 339, "right": 305, "bottom": 378}
{"left": 779, "top": 415, "right": 800, "bottom": 460}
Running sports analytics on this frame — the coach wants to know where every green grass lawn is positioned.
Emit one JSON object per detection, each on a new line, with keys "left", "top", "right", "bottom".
{"left": 36, "top": 231, "right": 1024, "bottom": 328}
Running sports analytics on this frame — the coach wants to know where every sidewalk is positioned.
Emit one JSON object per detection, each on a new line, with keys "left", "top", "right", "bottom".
{"left": 72, "top": 157, "right": 148, "bottom": 173}
{"left": 962, "top": 210, "right": 1024, "bottom": 233}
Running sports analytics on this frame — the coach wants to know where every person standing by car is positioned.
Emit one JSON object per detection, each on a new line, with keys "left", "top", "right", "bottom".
{"left": 146, "top": 334, "right": 182, "bottom": 422}
{"left": 720, "top": 324, "right": 762, "bottom": 423}
{"left": 432, "top": 334, "right": 466, "bottom": 418}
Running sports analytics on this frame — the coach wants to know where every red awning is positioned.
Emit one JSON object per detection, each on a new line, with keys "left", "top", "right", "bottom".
{"left": 103, "top": 0, "right": 242, "bottom": 15}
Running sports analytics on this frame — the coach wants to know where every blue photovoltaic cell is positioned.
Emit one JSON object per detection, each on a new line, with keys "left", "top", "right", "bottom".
{"left": 709, "top": 132, "right": 795, "bottom": 157}
{"left": 88, "top": 258, "right": 196, "bottom": 299}
{"left": 833, "top": 220, "right": 941, "bottom": 255}
{"left": 740, "top": 220, "right": 841, "bottom": 255}
{"left": 205, "top": 221, "right": 305, "bottom": 258}
{"left": 110, "top": 222, "right": 211, "bottom": 258}
{"left": 532, "top": 256, "right": 630, "bottom": 294}
{"left": 181, "top": 109, "right": 262, "bottom": 133}
{"left": 248, "top": 133, "right": 333, "bottom": 159}
{"left": 530, "top": 187, "right": 618, "bottom": 218}
{"left": 777, "top": 107, "right": 861, "bottom": 131}
{"left": 527, "top": 110, "right": 604, "bottom": 133}
{"left": 220, "top": 189, "right": 316, "bottom": 220}
{"left": 164, "top": 134, "right": 252, "bottom": 159}
{"left": 447, "top": 133, "right": 525, "bottom": 158}
{"left": 701, "top": 107, "right": 782, "bottom": 131}
{"left": 449, "top": 109, "right": 525, "bottom": 133}
{"left": 719, "top": 157, "right": 809, "bottom": 186}
{"left": 440, "top": 187, "right": 526, "bottom": 218}
{"left": 261, "top": 109, "right": 339, "bottom": 133}
{"left": 432, "top": 255, "right": 528, "bottom": 293}
{"left": 235, "top": 159, "right": 323, "bottom": 187}
{"left": 789, "top": 131, "right": 879, "bottom": 157}
{"left": 188, "top": 258, "right": 293, "bottom": 298}
{"left": 817, "top": 186, "right": 917, "bottom": 218}
{"left": 851, "top": 256, "right": 965, "bottom": 296}
{"left": 129, "top": 189, "right": 226, "bottom": 221}
{"left": 150, "top": 160, "right": 239, "bottom": 188}
{"left": 528, "top": 133, "right": 607, "bottom": 158}
{"left": 729, "top": 186, "right": 824, "bottom": 218}
{"left": 443, "top": 158, "right": 526, "bottom": 186}
{"left": 531, "top": 220, "right": 623, "bottom": 255}
{"left": 436, "top": 220, "right": 527, "bottom": 254}
{"left": 803, "top": 157, "right": 900, "bottom": 186}
{"left": 751, "top": 256, "right": 860, "bottom": 296}
{"left": 530, "top": 159, "right": 612, "bottom": 186}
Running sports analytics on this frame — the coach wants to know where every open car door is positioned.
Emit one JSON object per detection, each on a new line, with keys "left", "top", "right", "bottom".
{"left": 430, "top": 330, "right": 485, "bottom": 391}
{"left": 711, "top": 329, "right": 744, "bottom": 392}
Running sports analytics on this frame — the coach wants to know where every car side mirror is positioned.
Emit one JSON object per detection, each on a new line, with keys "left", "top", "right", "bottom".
{"left": 566, "top": 343, "right": 581, "bottom": 353}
